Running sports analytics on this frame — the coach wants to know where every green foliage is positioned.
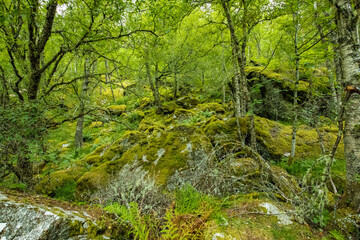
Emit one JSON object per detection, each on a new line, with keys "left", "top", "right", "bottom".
{"left": 175, "top": 184, "right": 201, "bottom": 214}
{"left": 160, "top": 209, "right": 180, "bottom": 240}
{"left": 327, "top": 230, "right": 346, "bottom": 240}
{"left": 178, "top": 110, "right": 214, "bottom": 125}
{"left": 270, "top": 225, "right": 297, "bottom": 240}
{"left": 54, "top": 180, "right": 76, "bottom": 201}
{"left": 312, "top": 209, "right": 330, "bottom": 227}
{"left": 0, "top": 103, "right": 47, "bottom": 182}
{"left": 275, "top": 157, "right": 345, "bottom": 182}
{"left": 0, "top": 181, "right": 27, "bottom": 191}
{"left": 105, "top": 202, "right": 151, "bottom": 240}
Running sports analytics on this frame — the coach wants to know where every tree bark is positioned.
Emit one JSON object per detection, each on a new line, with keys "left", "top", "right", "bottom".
{"left": 332, "top": 0, "right": 360, "bottom": 210}
{"left": 290, "top": 0, "right": 300, "bottom": 158}
{"left": 221, "top": 0, "right": 245, "bottom": 118}
{"left": 145, "top": 60, "right": 162, "bottom": 110}
{"left": 75, "top": 57, "right": 90, "bottom": 149}
{"left": 0, "top": 67, "right": 9, "bottom": 108}
{"left": 27, "top": 0, "right": 58, "bottom": 100}
{"left": 105, "top": 60, "right": 115, "bottom": 102}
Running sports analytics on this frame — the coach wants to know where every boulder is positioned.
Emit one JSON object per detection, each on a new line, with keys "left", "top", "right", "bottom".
{"left": 0, "top": 190, "right": 125, "bottom": 239}
{"left": 107, "top": 105, "right": 126, "bottom": 115}
{"left": 176, "top": 96, "right": 199, "bottom": 109}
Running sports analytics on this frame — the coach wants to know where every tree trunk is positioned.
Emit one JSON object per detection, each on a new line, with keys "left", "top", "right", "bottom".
{"left": 27, "top": 0, "right": 58, "bottom": 100}
{"left": 221, "top": 0, "right": 244, "bottom": 118}
{"left": 290, "top": 1, "right": 300, "bottom": 159}
{"left": 333, "top": 0, "right": 360, "bottom": 210}
{"left": 16, "top": 156, "right": 33, "bottom": 184}
{"left": 0, "top": 67, "right": 9, "bottom": 108}
{"left": 145, "top": 60, "right": 162, "bottom": 110}
{"left": 105, "top": 60, "right": 115, "bottom": 102}
{"left": 343, "top": 96, "right": 360, "bottom": 209}
{"left": 174, "top": 70, "right": 178, "bottom": 100}
{"left": 75, "top": 57, "right": 90, "bottom": 149}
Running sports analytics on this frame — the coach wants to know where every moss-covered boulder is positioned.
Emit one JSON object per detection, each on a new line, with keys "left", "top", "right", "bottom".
{"left": 76, "top": 125, "right": 212, "bottom": 200}
{"left": 230, "top": 158, "right": 260, "bottom": 177}
{"left": 176, "top": 96, "right": 199, "bottom": 109}
{"left": 162, "top": 101, "right": 180, "bottom": 114}
{"left": 84, "top": 155, "right": 101, "bottom": 165}
{"left": 140, "top": 97, "right": 151, "bottom": 109}
{"left": 89, "top": 121, "right": 103, "bottom": 128}
{"left": 34, "top": 166, "right": 86, "bottom": 197}
{"left": 138, "top": 109, "right": 167, "bottom": 132}
{"left": 255, "top": 116, "right": 344, "bottom": 160}
{"left": 172, "top": 108, "right": 196, "bottom": 122}
{"left": 197, "top": 102, "right": 226, "bottom": 114}
{"left": 107, "top": 105, "right": 126, "bottom": 115}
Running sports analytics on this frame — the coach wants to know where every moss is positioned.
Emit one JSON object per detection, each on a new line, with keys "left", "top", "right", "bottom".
{"left": 269, "top": 165, "right": 301, "bottom": 197}
{"left": 162, "top": 101, "right": 180, "bottom": 114}
{"left": 225, "top": 117, "right": 249, "bottom": 136}
{"left": 76, "top": 124, "right": 212, "bottom": 199}
{"left": 84, "top": 155, "right": 101, "bottom": 165}
{"left": 138, "top": 109, "right": 167, "bottom": 132}
{"left": 107, "top": 105, "right": 126, "bottom": 115}
{"left": 140, "top": 97, "right": 151, "bottom": 109}
{"left": 197, "top": 102, "right": 226, "bottom": 114}
{"left": 203, "top": 119, "right": 230, "bottom": 141}
{"left": 159, "top": 86, "right": 173, "bottom": 100}
{"left": 172, "top": 108, "right": 196, "bottom": 122}
{"left": 230, "top": 158, "right": 260, "bottom": 177}
{"left": 76, "top": 159, "right": 129, "bottom": 199}
{"left": 96, "top": 88, "right": 124, "bottom": 106}
{"left": 176, "top": 96, "right": 199, "bottom": 109}
{"left": 34, "top": 166, "right": 86, "bottom": 197}
{"left": 255, "top": 116, "right": 344, "bottom": 160}
{"left": 89, "top": 121, "right": 103, "bottom": 128}
{"left": 245, "top": 66, "right": 284, "bottom": 81}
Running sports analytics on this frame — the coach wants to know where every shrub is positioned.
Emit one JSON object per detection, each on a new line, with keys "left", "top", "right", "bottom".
{"left": 0, "top": 103, "right": 47, "bottom": 184}
{"left": 95, "top": 161, "right": 169, "bottom": 214}
{"left": 167, "top": 149, "right": 245, "bottom": 197}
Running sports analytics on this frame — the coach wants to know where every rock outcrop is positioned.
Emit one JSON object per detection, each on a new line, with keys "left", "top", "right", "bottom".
{"left": 0, "top": 190, "right": 125, "bottom": 240}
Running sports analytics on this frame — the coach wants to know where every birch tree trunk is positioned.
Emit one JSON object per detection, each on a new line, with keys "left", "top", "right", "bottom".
{"left": 290, "top": 0, "right": 300, "bottom": 158}
{"left": 333, "top": 0, "right": 360, "bottom": 210}
{"left": 75, "top": 57, "right": 90, "bottom": 149}
{"left": 221, "top": 0, "right": 245, "bottom": 118}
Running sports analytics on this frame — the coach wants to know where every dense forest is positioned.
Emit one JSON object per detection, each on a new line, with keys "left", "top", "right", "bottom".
{"left": 0, "top": 0, "right": 360, "bottom": 239}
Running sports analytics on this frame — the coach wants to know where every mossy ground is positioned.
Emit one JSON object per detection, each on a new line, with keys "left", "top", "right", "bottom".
{"left": 3, "top": 86, "right": 351, "bottom": 239}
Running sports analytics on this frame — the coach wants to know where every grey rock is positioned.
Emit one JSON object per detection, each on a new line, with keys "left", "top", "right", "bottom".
{"left": 0, "top": 191, "right": 110, "bottom": 240}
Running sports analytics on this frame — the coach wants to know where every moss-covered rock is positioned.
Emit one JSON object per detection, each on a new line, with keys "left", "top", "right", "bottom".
{"left": 140, "top": 97, "right": 151, "bottom": 109}
{"left": 172, "top": 108, "right": 196, "bottom": 122}
{"left": 176, "top": 96, "right": 199, "bottom": 109}
{"left": 107, "top": 105, "right": 126, "bottom": 115}
{"left": 34, "top": 166, "right": 86, "bottom": 197}
{"left": 197, "top": 102, "right": 225, "bottom": 114}
{"left": 76, "top": 124, "right": 212, "bottom": 200}
{"left": 269, "top": 165, "right": 301, "bottom": 197}
{"left": 89, "top": 121, "right": 103, "bottom": 128}
{"left": 230, "top": 158, "right": 260, "bottom": 177}
{"left": 162, "top": 101, "right": 180, "bottom": 114}
{"left": 255, "top": 117, "right": 344, "bottom": 160}
{"left": 84, "top": 155, "right": 101, "bottom": 165}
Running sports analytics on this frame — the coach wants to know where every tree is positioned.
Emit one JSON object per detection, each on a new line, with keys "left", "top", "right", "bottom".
{"left": 332, "top": 0, "right": 360, "bottom": 211}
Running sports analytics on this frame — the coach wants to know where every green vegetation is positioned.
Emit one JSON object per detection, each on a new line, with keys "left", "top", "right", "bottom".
{"left": 0, "top": 0, "right": 359, "bottom": 239}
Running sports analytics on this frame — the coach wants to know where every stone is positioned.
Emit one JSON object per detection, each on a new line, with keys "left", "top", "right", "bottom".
{"left": 107, "top": 105, "right": 126, "bottom": 115}
{"left": 0, "top": 191, "right": 120, "bottom": 240}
